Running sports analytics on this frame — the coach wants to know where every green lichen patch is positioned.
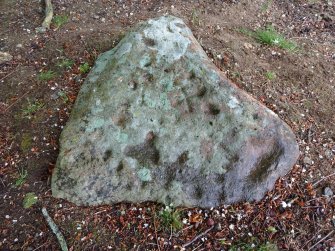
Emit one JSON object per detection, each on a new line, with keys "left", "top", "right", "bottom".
{"left": 248, "top": 145, "right": 284, "bottom": 183}
{"left": 137, "top": 168, "right": 152, "bottom": 182}
{"left": 23, "top": 192, "right": 38, "bottom": 209}
{"left": 20, "top": 133, "right": 32, "bottom": 153}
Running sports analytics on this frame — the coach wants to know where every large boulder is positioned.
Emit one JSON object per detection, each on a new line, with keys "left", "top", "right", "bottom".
{"left": 52, "top": 16, "right": 299, "bottom": 208}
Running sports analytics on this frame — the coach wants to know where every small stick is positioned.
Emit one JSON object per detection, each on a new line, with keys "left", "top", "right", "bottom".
{"left": 313, "top": 172, "right": 335, "bottom": 187}
{"left": 301, "top": 230, "right": 321, "bottom": 249}
{"left": 153, "top": 213, "right": 161, "bottom": 251}
{"left": 42, "top": 207, "right": 68, "bottom": 251}
{"left": 308, "top": 230, "right": 334, "bottom": 251}
{"left": 192, "top": 243, "right": 203, "bottom": 251}
{"left": 0, "top": 68, "right": 18, "bottom": 82}
{"left": 32, "top": 242, "right": 47, "bottom": 251}
{"left": 0, "top": 177, "right": 5, "bottom": 187}
{"left": 3, "top": 89, "right": 31, "bottom": 112}
{"left": 182, "top": 226, "right": 214, "bottom": 248}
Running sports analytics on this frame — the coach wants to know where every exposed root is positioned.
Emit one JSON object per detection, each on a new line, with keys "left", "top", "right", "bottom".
{"left": 36, "top": 0, "right": 53, "bottom": 32}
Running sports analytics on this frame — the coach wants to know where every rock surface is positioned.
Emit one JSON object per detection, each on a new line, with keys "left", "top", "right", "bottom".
{"left": 52, "top": 15, "right": 299, "bottom": 208}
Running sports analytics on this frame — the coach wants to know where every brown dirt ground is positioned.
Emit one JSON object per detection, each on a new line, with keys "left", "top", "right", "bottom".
{"left": 0, "top": 0, "right": 334, "bottom": 250}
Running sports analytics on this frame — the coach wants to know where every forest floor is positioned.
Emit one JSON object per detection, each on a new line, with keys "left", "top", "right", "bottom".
{"left": 0, "top": 0, "right": 334, "bottom": 250}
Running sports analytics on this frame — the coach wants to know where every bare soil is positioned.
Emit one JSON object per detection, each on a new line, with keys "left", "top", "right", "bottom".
{"left": 0, "top": 0, "right": 334, "bottom": 250}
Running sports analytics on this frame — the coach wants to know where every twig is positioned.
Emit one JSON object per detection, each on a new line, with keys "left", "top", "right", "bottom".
{"left": 41, "top": 207, "right": 68, "bottom": 251}
{"left": 153, "top": 213, "right": 161, "bottom": 251}
{"left": 0, "top": 68, "right": 18, "bottom": 82}
{"left": 3, "top": 89, "right": 32, "bottom": 112}
{"left": 0, "top": 177, "right": 5, "bottom": 187}
{"left": 182, "top": 226, "right": 214, "bottom": 248}
{"left": 313, "top": 172, "right": 335, "bottom": 187}
{"left": 192, "top": 243, "right": 203, "bottom": 251}
{"left": 308, "top": 230, "right": 334, "bottom": 251}
{"left": 32, "top": 242, "right": 47, "bottom": 251}
{"left": 94, "top": 209, "right": 107, "bottom": 215}
{"left": 302, "top": 229, "right": 321, "bottom": 249}
{"left": 177, "top": 225, "right": 193, "bottom": 234}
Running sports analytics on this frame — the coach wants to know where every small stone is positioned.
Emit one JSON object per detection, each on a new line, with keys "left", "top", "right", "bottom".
{"left": 74, "top": 75, "right": 82, "bottom": 83}
{"left": 215, "top": 222, "right": 222, "bottom": 231}
{"left": 35, "top": 26, "right": 47, "bottom": 33}
{"left": 325, "top": 149, "right": 333, "bottom": 159}
{"left": 281, "top": 201, "right": 288, "bottom": 208}
{"left": 243, "top": 43, "right": 253, "bottom": 50}
{"left": 0, "top": 52, "right": 13, "bottom": 64}
{"left": 93, "top": 15, "right": 99, "bottom": 19}
{"left": 16, "top": 44, "right": 23, "bottom": 48}
{"left": 2, "top": 229, "right": 9, "bottom": 236}
{"left": 303, "top": 156, "right": 313, "bottom": 165}
{"left": 323, "top": 187, "right": 333, "bottom": 198}
{"left": 51, "top": 92, "right": 59, "bottom": 100}
{"left": 206, "top": 218, "right": 215, "bottom": 226}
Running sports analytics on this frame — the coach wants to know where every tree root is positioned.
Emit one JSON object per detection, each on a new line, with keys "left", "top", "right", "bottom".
{"left": 36, "top": 0, "right": 53, "bottom": 32}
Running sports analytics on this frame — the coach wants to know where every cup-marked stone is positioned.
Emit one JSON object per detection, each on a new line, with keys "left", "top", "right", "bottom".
{"left": 52, "top": 16, "right": 299, "bottom": 208}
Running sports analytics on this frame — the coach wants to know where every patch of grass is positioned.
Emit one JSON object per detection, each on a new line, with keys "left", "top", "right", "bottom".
{"left": 158, "top": 206, "right": 183, "bottom": 231}
{"left": 22, "top": 99, "right": 44, "bottom": 118}
{"left": 38, "top": 70, "right": 56, "bottom": 81}
{"left": 23, "top": 192, "right": 38, "bottom": 209}
{"left": 53, "top": 15, "right": 69, "bottom": 29}
{"left": 79, "top": 62, "right": 90, "bottom": 74}
{"left": 57, "top": 58, "right": 74, "bottom": 69}
{"left": 231, "top": 71, "right": 242, "bottom": 80}
{"left": 14, "top": 168, "right": 28, "bottom": 187}
{"left": 267, "top": 226, "right": 278, "bottom": 233}
{"left": 20, "top": 133, "right": 32, "bottom": 152}
{"left": 265, "top": 71, "right": 276, "bottom": 80}
{"left": 229, "top": 241, "right": 278, "bottom": 251}
{"left": 191, "top": 9, "right": 200, "bottom": 26}
{"left": 260, "top": 0, "right": 273, "bottom": 12}
{"left": 240, "top": 25, "right": 297, "bottom": 51}
{"left": 58, "top": 90, "right": 69, "bottom": 103}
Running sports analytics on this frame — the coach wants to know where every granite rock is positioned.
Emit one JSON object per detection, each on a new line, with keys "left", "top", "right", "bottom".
{"left": 52, "top": 16, "right": 299, "bottom": 208}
